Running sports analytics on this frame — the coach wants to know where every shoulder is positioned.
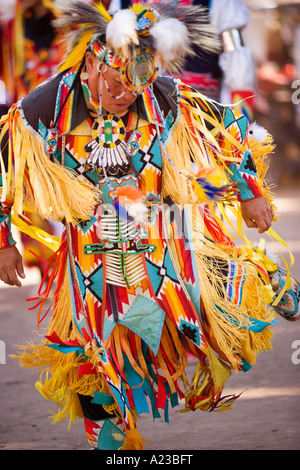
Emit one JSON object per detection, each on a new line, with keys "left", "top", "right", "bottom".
{"left": 19, "top": 72, "right": 64, "bottom": 133}
{"left": 134, "top": 76, "right": 180, "bottom": 132}
{"left": 152, "top": 76, "right": 179, "bottom": 118}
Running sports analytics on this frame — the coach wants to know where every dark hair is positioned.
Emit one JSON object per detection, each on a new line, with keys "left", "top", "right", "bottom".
{"left": 53, "top": 56, "right": 86, "bottom": 128}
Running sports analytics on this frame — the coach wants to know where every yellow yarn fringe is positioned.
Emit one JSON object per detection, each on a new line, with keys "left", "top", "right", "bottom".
{"left": 13, "top": 266, "right": 119, "bottom": 426}
{"left": 9, "top": 89, "right": 280, "bottom": 430}
{"left": 35, "top": 355, "right": 119, "bottom": 427}
{"left": 57, "top": 1, "right": 111, "bottom": 72}
{"left": 249, "top": 132, "right": 278, "bottom": 221}
{"left": 163, "top": 116, "right": 227, "bottom": 206}
{"left": 163, "top": 105, "right": 269, "bottom": 262}
{"left": 161, "top": 91, "right": 279, "bottom": 372}
{"left": 105, "top": 319, "right": 189, "bottom": 396}
{"left": 163, "top": 87, "right": 277, "bottom": 219}
{"left": 14, "top": 343, "right": 119, "bottom": 427}
{"left": 0, "top": 110, "right": 97, "bottom": 224}
{"left": 181, "top": 362, "right": 239, "bottom": 414}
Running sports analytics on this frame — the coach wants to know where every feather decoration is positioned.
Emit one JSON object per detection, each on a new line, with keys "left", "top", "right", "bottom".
{"left": 150, "top": 18, "right": 190, "bottom": 72}
{"left": 150, "top": 0, "right": 220, "bottom": 72}
{"left": 249, "top": 123, "right": 268, "bottom": 143}
{"left": 106, "top": 9, "right": 139, "bottom": 61}
{"left": 55, "top": 0, "right": 111, "bottom": 28}
{"left": 53, "top": 0, "right": 220, "bottom": 74}
{"left": 54, "top": 0, "right": 111, "bottom": 70}
{"left": 57, "top": 29, "right": 95, "bottom": 71}
{"left": 3, "top": 109, "right": 97, "bottom": 224}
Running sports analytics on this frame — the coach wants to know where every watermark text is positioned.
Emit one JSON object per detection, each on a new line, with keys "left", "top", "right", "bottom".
{"left": 291, "top": 340, "right": 300, "bottom": 365}
{"left": 0, "top": 340, "right": 5, "bottom": 364}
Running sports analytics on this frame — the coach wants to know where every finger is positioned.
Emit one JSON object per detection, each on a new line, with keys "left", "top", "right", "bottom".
{"left": 257, "top": 217, "right": 271, "bottom": 233}
{"left": 260, "top": 211, "right": 273, "bottom": 233}
{"left": 0, "top": 272, "right": 15, "bottom": 286}
{"left": 267, "top": 208, "right": 273, "bottom": 226}
{"left": 7, "top": 268, "right": 22, "bottom": 287}
{"left": 258, "top": 224, "right": 268, "bottom": 234}
{"left": 244, "top": 217, "right": 258, "bottom": 229}
{"left": 16, "top": 258, "right": 26, "bottom": 280}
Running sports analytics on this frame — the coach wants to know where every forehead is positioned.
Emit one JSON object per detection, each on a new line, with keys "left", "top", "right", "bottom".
{"left": 90, "top": 39, "right": 159, "bottom": 93}
{"left": 20, "top": 0, "right": 41, "bottom": 8}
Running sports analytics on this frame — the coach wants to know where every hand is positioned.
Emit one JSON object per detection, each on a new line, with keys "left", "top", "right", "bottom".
{"left": 0, "top": 245, "right": 25, "bottom": 287}
{"left": 240, "top": 197, "right": 273, "bottom": 233}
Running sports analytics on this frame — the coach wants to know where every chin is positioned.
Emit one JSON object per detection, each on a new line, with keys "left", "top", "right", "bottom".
{"left": 112, "top": 107, "right": 129, "bottom": 116}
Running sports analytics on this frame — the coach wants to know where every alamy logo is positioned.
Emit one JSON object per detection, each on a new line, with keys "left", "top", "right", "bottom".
{"left": 0, "top": 340, "right": 5, "bottom": 364}
{"left": 292, "top": 80, "right": 300, "bottom": 104}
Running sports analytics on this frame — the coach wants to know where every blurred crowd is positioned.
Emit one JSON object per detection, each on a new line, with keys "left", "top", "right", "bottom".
{"left": 244, "top": 0, "right": 300, "bottom": 185}
{"left": 0, "top": 0, "right": 299, "bottom": 286}
{"left": 0, "top": 0, "right": 65, "bottom": 283}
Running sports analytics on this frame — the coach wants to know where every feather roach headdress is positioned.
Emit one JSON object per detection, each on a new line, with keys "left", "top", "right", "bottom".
{"left": 55, "top": 0, "right": 220, "bottom": 92}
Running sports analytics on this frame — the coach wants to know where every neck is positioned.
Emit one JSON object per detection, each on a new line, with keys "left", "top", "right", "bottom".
{"left": 24, "top": 3, "right": 49, "bottom": 19}
{"left": 83, "top": 94, "right": 129, "bottom": 120}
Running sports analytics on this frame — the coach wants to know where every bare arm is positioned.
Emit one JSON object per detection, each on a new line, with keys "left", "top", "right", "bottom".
{"left": 0, "top": 245, "right": 25, "bottom": 287}
{"left": 241, "top": 197, "right": 273, "bottom": 233}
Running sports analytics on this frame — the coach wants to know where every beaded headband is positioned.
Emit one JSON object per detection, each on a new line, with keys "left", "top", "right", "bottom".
{"left": 89, "top": 38, "right": 159, "bottom": 94}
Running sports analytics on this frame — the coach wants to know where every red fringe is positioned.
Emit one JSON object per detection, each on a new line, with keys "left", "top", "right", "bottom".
{"left": 200, "top": 204, "right": 235, "bottom": 247}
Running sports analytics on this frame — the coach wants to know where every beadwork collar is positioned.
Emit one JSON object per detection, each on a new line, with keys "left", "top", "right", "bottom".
{"left": 20, "top": 68, "right": 179, "bottom": 143}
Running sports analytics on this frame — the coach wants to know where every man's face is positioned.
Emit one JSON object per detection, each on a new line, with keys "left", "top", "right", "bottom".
{"left": 85, "top": 52, "right": 137, "bottom": 116}
{"left": 20, "top": 0, "right": 42, "bottom": 12}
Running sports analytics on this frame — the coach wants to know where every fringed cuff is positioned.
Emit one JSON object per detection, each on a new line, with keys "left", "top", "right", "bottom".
{"left": 0, "top": 211, "right": 16, "bottom": 250}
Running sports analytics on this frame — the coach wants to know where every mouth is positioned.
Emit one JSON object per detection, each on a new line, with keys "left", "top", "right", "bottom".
{"left": 113, "top": 103, "right": 130, "bottom": 115}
